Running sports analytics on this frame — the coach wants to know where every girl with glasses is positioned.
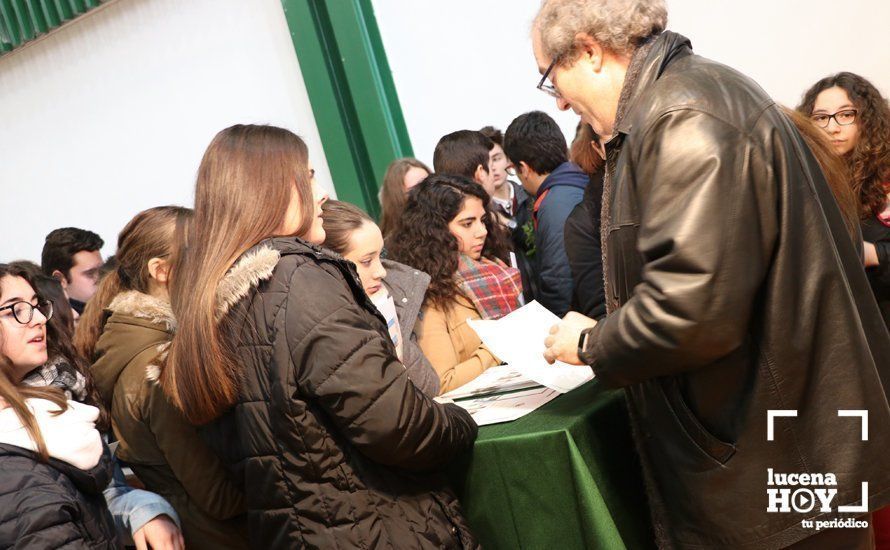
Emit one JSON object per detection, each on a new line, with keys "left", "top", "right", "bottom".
{"left": 0, "top": 263, "right": 120, "bottom": 548}
{"left": 800, "top": 72, "right": 890, "bottom": 548}
{"left": 7, "top": 262, "right": 186, "bottom": 549}
{"left": 161, "top": 124, "right": 478, "bottom": 548}
{"left": 799, "top": 73, "right": 890, "bottom": 329}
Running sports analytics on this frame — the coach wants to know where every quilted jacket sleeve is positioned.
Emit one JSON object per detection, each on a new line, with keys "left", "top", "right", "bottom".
{"left": 285, "top": 260, "right": 478, "bottom": 472}
{"left": 0, "top": 452, "right": 116, "bottom": 549}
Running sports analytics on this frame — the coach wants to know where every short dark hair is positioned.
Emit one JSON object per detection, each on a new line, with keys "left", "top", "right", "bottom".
{"left": 41, "top": 227, "right": 104, "bottom": 279}
{"left": 503, "top": 111, "right": 568, "bottom": 175}
{"left": 433, "top": 130, "right": 494, "bottom": 179}
{"left": 479, "top": 126, "right": 503, "bottom": 146}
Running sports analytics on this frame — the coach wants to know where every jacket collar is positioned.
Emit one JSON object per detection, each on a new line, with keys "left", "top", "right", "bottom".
{"left": 610, "top": 31, "right": 693, "bottom": 140}
{"left": 537, "top": 161, "right": 589, "bottom": 197}
{"left": 107, "top": 291, "right": 176, "bottom": 331}
{"left": 216, "top": 244, "right": 281, "bottom": 319}
{"left": 381, "top": 259, "right": 430, "bottom": 334}
{"left": 215, "top": 237, "right": 351, "bottom": 318}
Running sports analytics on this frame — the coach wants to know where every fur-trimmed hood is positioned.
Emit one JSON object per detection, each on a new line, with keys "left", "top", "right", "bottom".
{"left": 91, "top": 290, "right": 178, "bottom": 405}
{"left": 215, "top": 244, "right": 280, "bottom": 319}
{"left": 106, "top": 290, "right": 176, "bottom": 330}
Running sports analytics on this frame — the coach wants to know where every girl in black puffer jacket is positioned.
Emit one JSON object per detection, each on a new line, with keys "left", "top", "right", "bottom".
{"left": 162, "top": 125, "right": 479, "bottom": 549}
{"left": 0, "top": 265, "right": 120, "bottom": 548}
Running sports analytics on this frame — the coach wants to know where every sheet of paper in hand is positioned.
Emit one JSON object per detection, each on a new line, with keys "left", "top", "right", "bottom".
{"left": 467, "top": 301, "right": 594, "bottom": 393}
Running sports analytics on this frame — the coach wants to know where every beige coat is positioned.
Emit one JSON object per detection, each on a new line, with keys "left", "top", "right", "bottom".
{"left": 416, "top": 294, "right": 500, "bottom": 394}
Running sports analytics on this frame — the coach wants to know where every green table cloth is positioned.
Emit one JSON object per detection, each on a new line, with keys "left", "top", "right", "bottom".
{"left": 448, "top": 380, "right": 655, "bottom": 549}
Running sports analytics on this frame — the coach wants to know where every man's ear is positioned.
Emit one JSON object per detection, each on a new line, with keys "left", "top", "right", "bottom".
{"left": 147, "top": 258, "right": 170, "bottom": 285}
{"left": 51, "top": 270, "right": 68, "bottom": 290}
{"left": 518, "top": 161, "right": 532, "bottom": 178}
{"left": 474, "top": 164, "right": 488, "bottom": 185}
{"left": 574, "top": 32, "right": 604, "bottom": 73}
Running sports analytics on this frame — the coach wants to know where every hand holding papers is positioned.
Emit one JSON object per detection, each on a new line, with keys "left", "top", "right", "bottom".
{"left": 543, "top": 311, "right": 598, "bottom": 365}
{"left": 468, "top": 301, "right": 594, "bottom": 394}
{"left": 434, "top": 302, "right": 594, "bottom": 426}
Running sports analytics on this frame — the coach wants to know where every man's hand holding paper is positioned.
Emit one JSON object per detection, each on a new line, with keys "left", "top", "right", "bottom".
{"left": 543, "top": 311, "right": 597, "bottom": 365}
{"left": 466, "top": 301, "right": 593, "bottom": 393}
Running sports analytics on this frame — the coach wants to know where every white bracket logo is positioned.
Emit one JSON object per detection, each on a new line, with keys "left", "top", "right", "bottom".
{"left": 767, "top": 409, "right": 870, "bottom": 514}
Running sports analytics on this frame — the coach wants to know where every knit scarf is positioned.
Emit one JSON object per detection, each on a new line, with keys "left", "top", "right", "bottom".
{"left": 22, "top": 354, "right": 89, "bottom": 402}
{"left": 456, "top": 255, "right": 522, "bottom": 320}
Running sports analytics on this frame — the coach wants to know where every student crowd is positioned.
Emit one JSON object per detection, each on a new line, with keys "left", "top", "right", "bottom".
{"left": 1, "top": 0, "right": 889, "bottom": 548}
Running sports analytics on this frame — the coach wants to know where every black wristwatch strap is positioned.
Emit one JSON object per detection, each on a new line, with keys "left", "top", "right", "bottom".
{"left": 578, "top": 327, "right": 593, "bottom": 358}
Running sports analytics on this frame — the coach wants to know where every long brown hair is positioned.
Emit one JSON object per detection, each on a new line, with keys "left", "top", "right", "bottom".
{"left": 570, "top": 122, "right": 604, "bottom": 176}
{"left": 798, "top": 72, "right": 890, "bottom": 218}
{"left": 321, "top": 200, "right": 375, "bottom": 256}
{"left": 164, "top": 124, "right": 314, "bottom": 425}
{"left": 75, "top": 206, "right": 192, "bottom": 361}
{"left": 387, "top": 174, "right": 510, "bottom": 309}
{"left": 378, "top": 158, "right": 430, "bottom": 237}
{"left": 783, "top": 107, "right": 860, "bottom": 242}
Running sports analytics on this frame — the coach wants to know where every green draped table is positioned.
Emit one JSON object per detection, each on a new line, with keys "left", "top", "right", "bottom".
{"left": 447, "top": 380, "right": 655, "bottom": 549}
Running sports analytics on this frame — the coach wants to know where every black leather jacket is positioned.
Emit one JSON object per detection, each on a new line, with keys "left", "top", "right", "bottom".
{"left": 580, "top": 32, "right": 890, "bottom": 549}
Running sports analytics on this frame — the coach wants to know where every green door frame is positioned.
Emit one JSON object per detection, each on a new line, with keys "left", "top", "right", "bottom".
{"left": 281, "top": 0, "right": 413, "bottom": 218}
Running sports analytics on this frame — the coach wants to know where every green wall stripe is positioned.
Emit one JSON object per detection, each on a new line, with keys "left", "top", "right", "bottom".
{"left": 0, "top": 0, "right": 98, "bottom": 53}
{"left": 39, "top": 0, "right": 61, "bottom": 27}
{"left": 23, "top": 0, "right": 49, "bottom": 34}
{"left": 281, "top": 0, "right": 413, "bottom": 219}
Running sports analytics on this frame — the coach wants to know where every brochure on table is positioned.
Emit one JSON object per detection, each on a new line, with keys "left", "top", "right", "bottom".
{"left": 446, "top": 386, "right": 561, "bottom": 426}
{"left": 437, "top": 365, "right": 540, "bottom": 400}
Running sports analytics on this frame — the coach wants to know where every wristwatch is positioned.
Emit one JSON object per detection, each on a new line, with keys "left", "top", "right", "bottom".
{"left": 577, "top": 327, "right": 593, "bottom": 359}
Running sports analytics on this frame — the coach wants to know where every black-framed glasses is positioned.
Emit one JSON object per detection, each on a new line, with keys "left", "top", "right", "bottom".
{"left": 0, "top": 300, "right": 53, "bottom": 325}
{"left": 811, "top": 109, "right": 857, "bottom": 129}
{"left": 537, "top": 59, "right": 561, "bottom": 98}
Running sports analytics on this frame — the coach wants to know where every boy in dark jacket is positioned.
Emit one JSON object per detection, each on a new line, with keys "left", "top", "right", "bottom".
{"left": 504, "top": 111, "right": 587, "bottom": 316}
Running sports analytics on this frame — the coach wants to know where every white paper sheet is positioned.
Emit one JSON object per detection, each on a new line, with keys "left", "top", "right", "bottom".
{"left": 443, "top": 386, "right": 560, "bottom": 426}
{"left": 467, "top": 301, "right": 594, "bottom": 393}
{"left": 438, "top": 365, "right": 540, "bottom": 401}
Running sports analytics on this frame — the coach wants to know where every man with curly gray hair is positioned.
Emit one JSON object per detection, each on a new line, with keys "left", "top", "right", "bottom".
{"left": 539, "top": 1, "right": 890, "bottom": 548}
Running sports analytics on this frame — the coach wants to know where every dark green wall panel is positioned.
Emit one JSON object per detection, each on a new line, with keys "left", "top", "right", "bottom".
{"left": 0, "top": 0, "right": 100, "bottom": 54}
{"left": 281, "top": 0, "right": 413, "bottom": 219}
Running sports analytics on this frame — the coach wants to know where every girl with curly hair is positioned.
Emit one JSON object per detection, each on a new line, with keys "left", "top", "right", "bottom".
{"left": 799, "top": 72, "right": 890, "bottom": 328}
{"left": 387, "top": 174, "right": 521, "bottom": 394}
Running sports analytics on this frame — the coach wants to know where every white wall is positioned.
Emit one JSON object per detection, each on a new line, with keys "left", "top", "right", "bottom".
{"left": 371, "top": 0, "right": 890, "bottom": 167}
{"left": 0, "top": 0, "right": 334, "bottom": 263}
